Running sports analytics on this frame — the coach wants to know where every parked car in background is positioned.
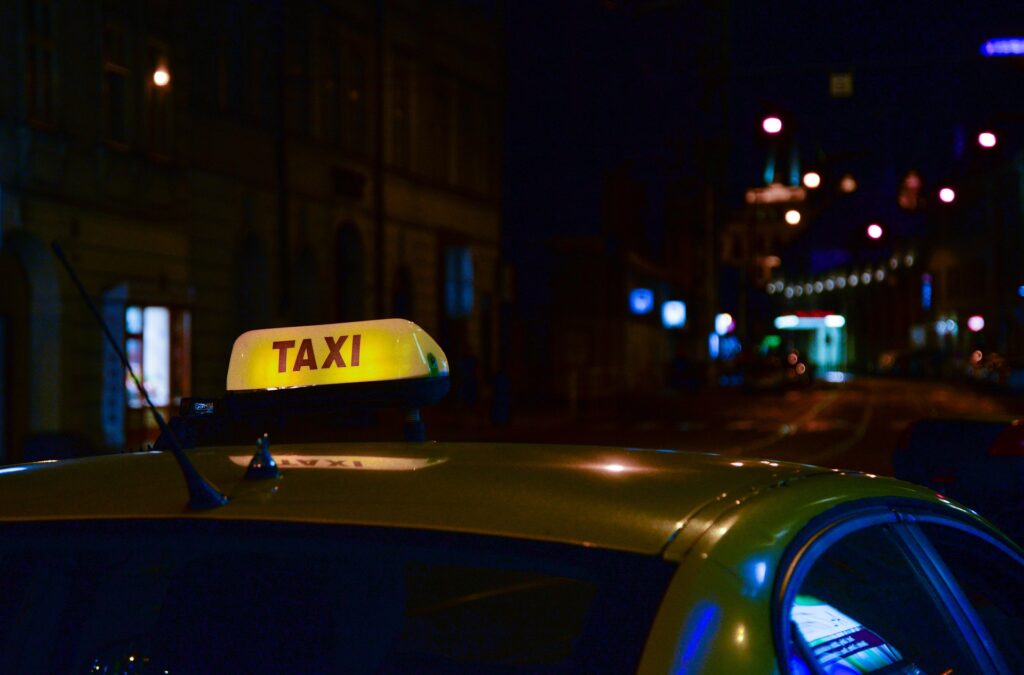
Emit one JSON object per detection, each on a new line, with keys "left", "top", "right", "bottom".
{"left": 894, "top": 416, "right": 1024, "bottom": 543}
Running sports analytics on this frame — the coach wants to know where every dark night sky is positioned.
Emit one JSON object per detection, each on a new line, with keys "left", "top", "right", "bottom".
{"left": 503, "top": 0, "right": 1024, "bottom": 305}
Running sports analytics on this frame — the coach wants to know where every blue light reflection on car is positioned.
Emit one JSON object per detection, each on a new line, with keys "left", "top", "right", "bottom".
{"left": 673, "top": 601, "right": 720, "bottom": 672}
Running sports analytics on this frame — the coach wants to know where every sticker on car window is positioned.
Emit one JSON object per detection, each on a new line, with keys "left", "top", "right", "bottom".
{"left": 791, "top": 595, "right": 922, "bottom": 674}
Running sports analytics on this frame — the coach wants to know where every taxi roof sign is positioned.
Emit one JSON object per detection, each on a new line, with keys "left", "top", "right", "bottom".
{"left": 226, "top": 319, "right": 448, "bottom": 392}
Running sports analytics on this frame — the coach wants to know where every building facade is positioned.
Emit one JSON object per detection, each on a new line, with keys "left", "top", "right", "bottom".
{"left": 0, "top": 0, "right": 503, "bottom": 459}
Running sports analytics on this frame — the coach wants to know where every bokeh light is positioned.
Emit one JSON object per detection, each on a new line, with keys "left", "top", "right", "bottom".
{"left": 153, "top": 66, "right": 171, "bottom": 87}
{"left": 802, "top": 172, "right": 821, "bottom": 189}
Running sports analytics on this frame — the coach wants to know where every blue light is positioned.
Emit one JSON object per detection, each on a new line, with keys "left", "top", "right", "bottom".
{"left": 774, "top": 315, "right": 799, "bottom": 329}
{"left": 0, "top": 466, "right": 27, "bottom": 475}
{"left": 629, "top": 288, "right": 655, "bottom": 315}
{"left": 708, "top": 333, "right": 720, "bottom": 359}
{"left": 662, "top": 300, "right": 686, "bottom": 328}
{"left": 981, "top": 38, "right": 1024, "bottom": 56}
{"left": 714, "top": 312, "right": 735, "bottom": 336}
{"left": 922, "top": 274, "right": 933, "bottom": 311}
{"left": 1018, "top": 285, "right": 1024, "bottom": 298}
{"left": 720, "top": 335, "right": 742, "bottom": 360}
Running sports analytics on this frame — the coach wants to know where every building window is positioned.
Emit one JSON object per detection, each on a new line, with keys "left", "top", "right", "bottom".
{"left": 335, "top": 224, "right": 365, "bottom": 321}
{"left": 244, "top": 4, "right": 271, "bottom": 123}
{"left": 103, "top": 20, "right": 130, "bottom": 144}
{"left": 421, "top": 73, "right": 453, "bottom": 182}
{"left": 341, "top": 41, "right": 369, "bottom": 155}
{"left": 145, "top": 42, "right": 172, "bottom": 156}
{"left": 444, "top": 246, "right": 474, "bottom": 318}
{"left": 389, "top": 51, "right": 413, "bottom": 168}
{"left": 316, "top": 21, "right": 341, "bottom": 144}
{"left": 285, "top": 17, "right": 311, "bottom": 135}
{"left": 124, "top": 305, "right": 191, "bottom": 448}
{"left": 25, "top": 0, "right": 56, "bottom": 124}
{"left": 455, "top": 82, "right": 493, "bottom": 193}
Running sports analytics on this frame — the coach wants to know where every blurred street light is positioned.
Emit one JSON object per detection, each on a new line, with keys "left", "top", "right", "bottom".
{"left": 802, "top": 172, "right": 821, "bottom": 189}
{"left": 938, "top": 187, "right": 956, "bottom": 203}
{"left": 967, "top": 315, "right": 985, "bottom": 332}
{"left": 978, "top": 131, "right": 997, "bottom": 148}
{"left": 662, "top": 301, "right": 686, "bottom": 328}
{"left": 762, "top": 116, "right": 783, "bottom": 134}
{"left": 981, "top": 38, "right": 1024, "bottom": 56}
{"left": 153, "top": 66, "right": 171, "bottom": 88}
{"left": 839, "top": 174, "right": 857, "bottom": 193}
{"left": 866, "top": 223, "right": 883, "bottom": 240}
{"left": 784, "top": 209, "right": 801, "bottom": 225}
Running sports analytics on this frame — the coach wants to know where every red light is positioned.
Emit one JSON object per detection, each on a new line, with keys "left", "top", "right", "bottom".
{"left": 866, "top": 223, "right": 883, "bottom": 240}
{"left": 762, "top": 116, "right": 782, "bottom": 134}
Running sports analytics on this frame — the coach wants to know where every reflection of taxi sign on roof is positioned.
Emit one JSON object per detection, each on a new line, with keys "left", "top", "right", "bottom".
{"left": 226, "top": 318, "right": 448, "bottom": 391}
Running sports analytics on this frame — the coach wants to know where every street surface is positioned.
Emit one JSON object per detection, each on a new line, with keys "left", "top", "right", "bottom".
{"left": 433, "top": 377, "right": 1024, "bottom": 477}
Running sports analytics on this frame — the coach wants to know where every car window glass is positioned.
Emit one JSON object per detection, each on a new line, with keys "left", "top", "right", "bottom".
{"left": 921, "top": 524, "right": 1024, "bottom": 670}
{"left": 787, "top": 524, "right": 979, "bottom": 674}
{"left": 0, "top": 521, "right": 673, "bottom": 675}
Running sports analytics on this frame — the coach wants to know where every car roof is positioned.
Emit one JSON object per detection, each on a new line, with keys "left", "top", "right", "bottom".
{"left": 0, "top": 442, "right": 945, "bottom": 556}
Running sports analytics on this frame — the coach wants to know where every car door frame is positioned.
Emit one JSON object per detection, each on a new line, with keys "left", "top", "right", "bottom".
{"left": 771, "top": 498, "right": 1021, "bottom": 674}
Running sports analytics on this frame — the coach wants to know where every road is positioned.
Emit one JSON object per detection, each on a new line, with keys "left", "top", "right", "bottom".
{"left": 435, "top": 377, "right": 1024, "bottom": 477}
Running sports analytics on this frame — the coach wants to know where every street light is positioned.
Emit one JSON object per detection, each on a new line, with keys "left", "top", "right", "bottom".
{"left": 762, "top": 116, "right": 783, "bottom": 134}
{"left": 866, "top": 223, "right": 883, "bottom": 240}
{"left": 802, "top": 172, "right": 821, "bottom": 189}
{"left": 153, "top": 66, "right": 171, "bottom": 88}
{"left": 839, "top": 174, "right": 857, "bottom": 193}
{"left": 978, "top": 131, "right": 997, "bottom": 148}
{"left": 938, "top": 187, "right": 956, "bottom": 203}
{"left": 784, "top": 209, "right": 801, "bottom": 226}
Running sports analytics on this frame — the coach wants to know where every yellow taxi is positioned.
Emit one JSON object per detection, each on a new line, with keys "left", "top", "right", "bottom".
{"left": 0, "top": 319, "right": 1022, "bottom": 674}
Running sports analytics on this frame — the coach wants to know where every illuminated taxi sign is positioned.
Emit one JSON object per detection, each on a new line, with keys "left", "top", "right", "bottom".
{"left": 226, "top": 319, "right": 448, "bottom": 392}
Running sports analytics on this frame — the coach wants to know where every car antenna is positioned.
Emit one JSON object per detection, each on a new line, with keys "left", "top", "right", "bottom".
{"left": 245, "top": 433, "right": 281, "bottom": 480}
{"left": 51, "top": 242, "right": 228, "bottom": 510}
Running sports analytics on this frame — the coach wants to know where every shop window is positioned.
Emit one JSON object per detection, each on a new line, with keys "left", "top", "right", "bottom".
{"left": 124, "top": 305, "right": 191, "bottom": 449}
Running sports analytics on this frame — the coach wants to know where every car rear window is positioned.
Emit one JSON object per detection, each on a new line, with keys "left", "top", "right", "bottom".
{"left": 0, "top": 520, "right": 674, "bottom": 674}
